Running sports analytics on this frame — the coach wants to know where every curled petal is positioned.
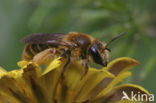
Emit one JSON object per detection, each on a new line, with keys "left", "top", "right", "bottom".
{"left": 104, "top": 57, "right": 139, "bottom": 76}
{"left": 92, "top": 84, "right": 150, "bottom": 103}
{"left": 97, "top": 72, "right": 131, "bottom": 97}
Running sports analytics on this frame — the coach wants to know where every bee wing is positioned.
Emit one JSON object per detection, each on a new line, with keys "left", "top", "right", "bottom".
{"left": 21, "top": 33, "right": 74, "bottom": 47}
{"left": 21, "top": 33, "right": 66, "bottom": 44}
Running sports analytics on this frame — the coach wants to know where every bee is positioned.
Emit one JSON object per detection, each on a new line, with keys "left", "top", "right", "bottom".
{"left": 21, "top": 32, "right": 125, "bottom": 78}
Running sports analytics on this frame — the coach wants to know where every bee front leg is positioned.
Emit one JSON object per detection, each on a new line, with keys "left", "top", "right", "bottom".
{"left": 81, "top": 59, "right": 89, "bottom": 79}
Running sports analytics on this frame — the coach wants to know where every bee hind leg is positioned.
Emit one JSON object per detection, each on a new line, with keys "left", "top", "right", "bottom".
{"left": 33, "top": 48, "right": 57, "bottom": 65}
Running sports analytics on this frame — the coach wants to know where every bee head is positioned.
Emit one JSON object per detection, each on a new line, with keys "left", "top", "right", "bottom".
{"left": 88, "top": 40, "right": 110, "bottom": 67}
{"left": 88, "top": 32, "right": 125, "bottom": 67}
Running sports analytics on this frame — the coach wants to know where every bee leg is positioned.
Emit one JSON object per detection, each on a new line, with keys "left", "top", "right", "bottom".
{"left": 61, "top": 50, "right": 71, "bottom": 79}
{"left": 33, "top": 48, "right": 55, "bottom": 65}
{"left": 61, "top": 57, "right": 70, "bottom": 79}
{"left": 81, "top": 59, "right": 89, "bottom": 79}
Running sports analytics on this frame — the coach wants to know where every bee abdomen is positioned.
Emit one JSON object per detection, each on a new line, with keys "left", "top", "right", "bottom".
{"left": 22, "top": 44, "right": 50, "bottom": 61}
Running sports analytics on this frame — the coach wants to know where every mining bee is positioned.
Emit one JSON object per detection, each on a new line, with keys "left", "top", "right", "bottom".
{"left": 21, "top": 32, "right": 125, "bottom": 78}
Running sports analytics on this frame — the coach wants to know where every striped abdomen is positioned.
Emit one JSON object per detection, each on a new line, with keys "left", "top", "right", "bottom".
{"left": 22, "top": 44, "right": 55, "bottom": 61}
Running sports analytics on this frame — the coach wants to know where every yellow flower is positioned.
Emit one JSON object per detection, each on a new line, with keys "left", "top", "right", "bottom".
{"left": 0, "top": 57, "right": 150, "bottom": 103}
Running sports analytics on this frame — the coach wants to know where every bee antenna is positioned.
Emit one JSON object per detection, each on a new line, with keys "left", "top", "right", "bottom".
{"left": 106, "top": 32, "right": 126, "bottom": 47}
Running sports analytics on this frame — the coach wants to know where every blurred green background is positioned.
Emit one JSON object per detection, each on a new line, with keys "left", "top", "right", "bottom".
{"left": 0, "top": 0, "right": 156, "bottom": 99}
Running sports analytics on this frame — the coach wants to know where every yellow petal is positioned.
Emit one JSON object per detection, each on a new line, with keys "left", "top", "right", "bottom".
{"left": 63, "top": 61, "right": 84, "bottom": 89}
{"left": 71, "top": 68, "right": 114, "bottom": 102}
{"left": 0, "top": 67, "right": 7, "bottom": 73}
{"left": 104, "top": 57, "right": 139, "bottom": 76}
{"left": 0, "top": 67, "right": 7, "bottom": 78}
{"left": 20, "top": 63, "right": 49, "bottom": 103}
{"left": 0, "top": 91, "right": 21, "bottom": 103}
{"left": 42, "top": 57, "right": 62, "bottom": 76}
{"left": 0, "top": 70, "right": 37, "bottom": 103}
{"left": 0, "top": 56, "right": 149, "bottom": 103}
{"left": 116, "top": 100, "right": 138, "bottom": 103}
{"left": 97, "top": 72, "right": 131, "bottom": 97}
{"left": 96, "top": 57, "right": 139, "bottom": 99}
{"left": 0, "top": 62, "right": 50, "bottom": 103}
{"left": 17, "top": 60, "right": 28, "bottom": 68}
{"left": 93, "top": 84, "right": 150, "bottom": 103}
{"left": 112, "top": 84, "right": 150, "bottom": 103}
{"left": 41, "top": 66, "right": 62, "bottom": 101}
{"left": 114, "top": 84, "right": 150, "bottom": 96}
{"left": 0, "top": 69, "right": 23, "bottom": 79}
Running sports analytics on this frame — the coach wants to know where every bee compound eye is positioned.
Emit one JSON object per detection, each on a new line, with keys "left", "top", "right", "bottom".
{"left": 74, "top": 44, "right": 78, "bottom": 47}
{"left": 89, "top": 46, "right": 104, "bottom": 66}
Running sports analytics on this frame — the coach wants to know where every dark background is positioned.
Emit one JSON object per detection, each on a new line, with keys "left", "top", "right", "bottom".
{"left": 0, "top": 0, "right": 156, "bottom": 99}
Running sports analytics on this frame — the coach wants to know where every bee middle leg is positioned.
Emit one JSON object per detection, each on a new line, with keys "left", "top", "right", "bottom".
{"left": 61, "top": 56, "right": 70, "bottom": 79}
